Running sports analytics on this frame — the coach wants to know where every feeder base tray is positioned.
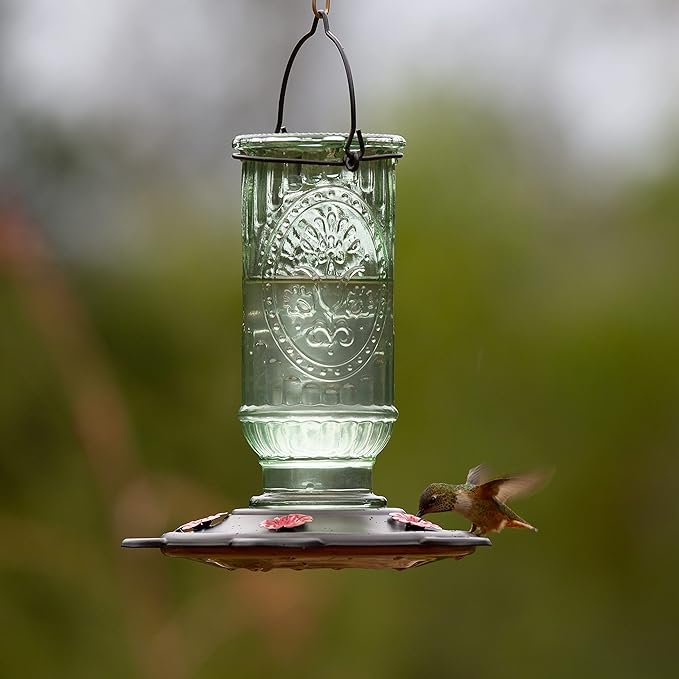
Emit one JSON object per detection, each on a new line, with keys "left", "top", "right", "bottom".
{"left": 122, "top": 507, "right": 491, "bottom": 571}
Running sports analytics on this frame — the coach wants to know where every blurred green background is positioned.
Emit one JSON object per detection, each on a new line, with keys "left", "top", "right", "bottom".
{"left": 2, "top": 2, "right": 679, "bottom": 678}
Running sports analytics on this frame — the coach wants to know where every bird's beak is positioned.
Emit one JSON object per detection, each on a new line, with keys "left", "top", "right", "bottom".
{"left": 416, "top": 509, "right": 424, "bottom": 517}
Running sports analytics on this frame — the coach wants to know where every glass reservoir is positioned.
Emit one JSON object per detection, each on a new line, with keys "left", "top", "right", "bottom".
{"left": 235, "top": 133, "right": 405, "bottom": 507}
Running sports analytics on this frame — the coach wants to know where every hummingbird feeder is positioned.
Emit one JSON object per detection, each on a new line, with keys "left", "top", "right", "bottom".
{"left": 123, "top": 1, "right": 489, "bottom": 570}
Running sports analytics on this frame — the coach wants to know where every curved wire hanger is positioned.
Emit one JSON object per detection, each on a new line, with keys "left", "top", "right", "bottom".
{"left": 233, "top": 2, "right": 403, "bottom": 171}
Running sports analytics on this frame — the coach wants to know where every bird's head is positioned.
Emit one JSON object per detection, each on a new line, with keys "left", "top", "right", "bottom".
{"left": 417, "top": 483, "right": 456, "bottom": 517}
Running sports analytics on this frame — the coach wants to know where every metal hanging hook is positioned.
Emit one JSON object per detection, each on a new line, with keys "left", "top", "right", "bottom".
{"left": 274, "top": 9, "right": 361, "bottom": 168}
{"left": 312, "top": 0, "right": 331, "bottom": 18}
{"left": 232, "top": 4, "right": 403, "bottom": 171}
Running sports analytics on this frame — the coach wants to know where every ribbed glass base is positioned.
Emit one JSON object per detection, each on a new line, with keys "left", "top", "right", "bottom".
{"left": 240, "top": 406, "right": 396, "bottom": 460}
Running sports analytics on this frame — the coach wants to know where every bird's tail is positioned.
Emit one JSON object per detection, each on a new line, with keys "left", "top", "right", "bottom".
{"left": 507, "top": 518, "right": 538, "bottom": 532}
{"left": 501, "top": 503, "right": 538, "bottom": 531}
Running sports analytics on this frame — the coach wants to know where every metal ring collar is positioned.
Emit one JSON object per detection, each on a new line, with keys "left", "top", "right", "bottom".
{"left": 233, "top": 8, "right": 402, "bottom": 171}
{"left": 231, "top": 150, "right": 403, "bottom": 167}
{"left": 312, "top": 0, "right": 330, "bottom": 18}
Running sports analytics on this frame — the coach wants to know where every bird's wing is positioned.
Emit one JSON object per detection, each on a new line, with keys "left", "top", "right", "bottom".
{"left": 466, "top": 464, "right": 492, "bottom": 486}
{"left": 477, "top": 469, "right": 552, "bottom": 503}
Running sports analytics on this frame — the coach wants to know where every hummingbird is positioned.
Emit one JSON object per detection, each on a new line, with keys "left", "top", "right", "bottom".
{"left": 417, "top": 464, "right": 551, "bottom": 536}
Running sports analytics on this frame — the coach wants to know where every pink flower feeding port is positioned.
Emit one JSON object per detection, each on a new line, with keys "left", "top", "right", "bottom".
{"left": 176, "top": 513, "right": 229, "bottom": 533}
{"left": 388, "top": 513, "right": 442, "bottom": 532}
{"left": 260, "top": 514, "right": 314, "bottom": 531}
{"left": 122, "top": 3, "right": 490, "bottom": 571}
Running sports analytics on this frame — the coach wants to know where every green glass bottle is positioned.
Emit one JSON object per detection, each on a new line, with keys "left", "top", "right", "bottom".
{"left": 234, "top": 132, "right": 405, "bottom": 507}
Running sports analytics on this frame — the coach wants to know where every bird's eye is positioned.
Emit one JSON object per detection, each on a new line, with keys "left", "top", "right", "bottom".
{"left": 430, "top": 495, "right": 437, "bottom": 503}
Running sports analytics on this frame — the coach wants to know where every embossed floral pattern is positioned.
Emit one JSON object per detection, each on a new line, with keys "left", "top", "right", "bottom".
{"left": 264, "top": 279, "right": 388, "bottom": 380}
{"left": 345, "top": 287, "right": 376, "bottom": 318}
{"left": 300, "top": 205, "right": 361, "bottom": 277}
{"left": 261, "top": 190, "right": 388, "bottom": 380}
{"left": 280, "top": 204, "right": 367, "bottom": 279}
{"left": 282, "top": 285, "right": 315, "bottom": 318}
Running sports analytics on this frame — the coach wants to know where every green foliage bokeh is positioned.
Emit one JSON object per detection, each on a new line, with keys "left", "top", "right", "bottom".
{"left": 1, "top": 100, "right": 679, "bottom": 679}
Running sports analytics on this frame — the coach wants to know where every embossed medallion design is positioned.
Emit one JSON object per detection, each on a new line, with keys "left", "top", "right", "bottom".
{"left": 262, "top": 188, "right": 386, "bottom": 279}
{"left": 263, "top": 280, "right": 388, "bottom": 381}
{"left": 262, "top": 188, "right": 388, "bottom": 381}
